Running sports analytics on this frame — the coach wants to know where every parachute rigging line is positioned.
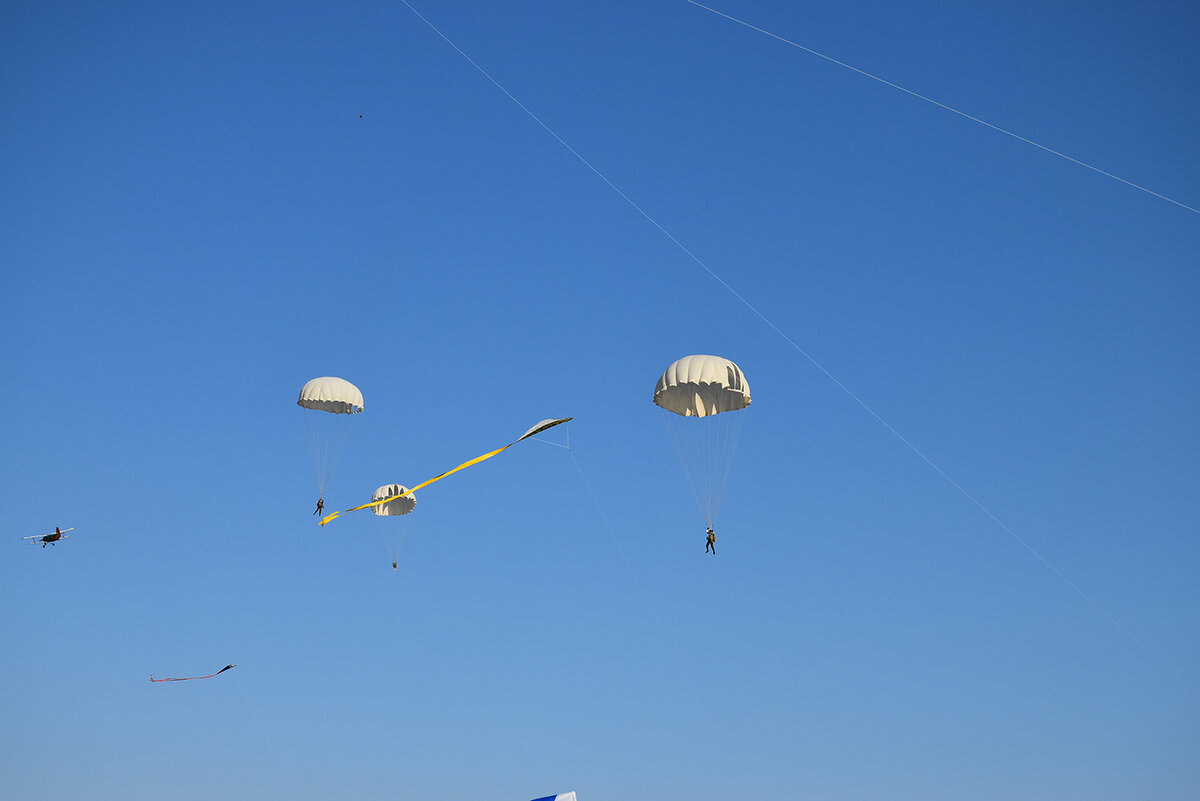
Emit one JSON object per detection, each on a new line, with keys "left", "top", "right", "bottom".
{"left": 393, "top": 2, "right": 1196, "bottom": 695}
{"left": 150, "top": 664, "right": 236, "bottom": 682}
{"left": 319, "top": 418, "right": 572, "bottom": 526}
{"left": 659, "top": 406, "right": 746, "bottom": 529}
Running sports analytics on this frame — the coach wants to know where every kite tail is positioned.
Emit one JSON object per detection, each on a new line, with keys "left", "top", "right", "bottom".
{"left": 149, "top": 665, "right": 236, "bottom": 682}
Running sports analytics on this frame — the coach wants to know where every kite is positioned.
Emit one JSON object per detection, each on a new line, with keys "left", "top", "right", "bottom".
{"left": 319, "top": 418, "right": 572, "bottom": 526}
{"left": 149, "top": 664, "right": 236, "bottom": 682}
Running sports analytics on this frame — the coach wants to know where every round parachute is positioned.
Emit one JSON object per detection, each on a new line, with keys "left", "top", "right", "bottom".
{"left": 298, "top": 376, "right": 364, "bottom": 497}
{"left": 373, "top": 484, "right": 417, "bottom": 568}
{"left": 372, "top": 485, "right": 416, "bottom": 517}
{"left": 654, "top": 355, "right": 750, "bottom": 528}
{"left": 653, "top": 354, "right": 751, "bottom": 417}
{"left": 297, "top": 377, "right": 364, "bottom": 415}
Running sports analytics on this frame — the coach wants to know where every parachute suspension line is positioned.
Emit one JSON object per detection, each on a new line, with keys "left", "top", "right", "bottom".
{"left": 378, "top": 521, "right": 411, "bottom": 567}
{"left": 659, "top": 408, "right": 746, "bottom": 529}
{"left": 302, "top": 414, "right": 323, "bottom": 493}
{"left": 323, "top": 426, "right": 353, "bottom": 496}
{"left": 397, "top": 1, "right": 1197, "bottom": 695}
{"left": 393, "top": 527, "right": 409, "bottom": 563}
{"left": 386, "top": 513, "right": 413, "bottom": 566}
{"left": 708, "top": 407, "right": 746, "bottom": 524}
{"left": 300, "top": 408, "right": 356, "bottom": 496}
{"left": 660, "top": 413, "right": 712, "bottom": 527}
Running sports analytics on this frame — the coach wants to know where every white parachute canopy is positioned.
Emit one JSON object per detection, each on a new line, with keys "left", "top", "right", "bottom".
{"left": 298, "top": 376, "right": 364, "bottom": 414}
{"left": 654, "top": 355, "right": 750, "bottom": 528}
{"left": 653, "top": 354, "right": 750, "bottom": 417}
{"left": 530, "top": 794, "right": 577, "bottom": 801}
{"left": 372, "top": 484, "right": 416, "bottom": 517}
{"left": 298, "top": 376, "right": 364, "bottom": 496}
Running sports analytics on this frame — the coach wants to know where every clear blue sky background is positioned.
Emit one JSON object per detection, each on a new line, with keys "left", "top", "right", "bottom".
{"left": 3, "top": 2, "right": 1197, "bottom": 799}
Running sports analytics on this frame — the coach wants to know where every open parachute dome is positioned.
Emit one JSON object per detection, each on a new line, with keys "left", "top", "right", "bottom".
{"left": 654, "top": 354, "right": 750, "bottom": 417}
{"left": 297, "top": 377, "right": 364, "bottom": 414}
{"left": 372, "top": 484, "right": 416, "bottom": 516}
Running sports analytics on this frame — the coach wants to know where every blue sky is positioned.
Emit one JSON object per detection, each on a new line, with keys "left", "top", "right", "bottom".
{"left": 2, "top": 1, "right": 1197, "bottom": 799}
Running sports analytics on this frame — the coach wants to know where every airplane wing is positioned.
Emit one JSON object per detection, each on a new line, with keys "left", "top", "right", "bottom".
{"left": 21, "top": 527, "right": 75, "bottom": 540}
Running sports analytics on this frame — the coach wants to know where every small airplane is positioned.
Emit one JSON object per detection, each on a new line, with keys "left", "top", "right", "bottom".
{"left": 22, "top": 527, "right": 75, "bottom": 547}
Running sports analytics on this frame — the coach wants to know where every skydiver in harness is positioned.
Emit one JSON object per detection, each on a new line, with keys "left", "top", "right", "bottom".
{"left": 313, "top": 497, "right": 324, "bottom": 516}
{"left": 705, "top": 526, "right": 716, "bottom": 554}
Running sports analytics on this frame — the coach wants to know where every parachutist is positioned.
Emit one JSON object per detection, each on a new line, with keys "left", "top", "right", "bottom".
{"left": 705, "top": 527, "right": 716, "bottom": 554}
{"left": 392, "top": 561, "right": 397, "bottom": 570}
{"left": 313, "top": 497, "right": 324, "bottom": 516}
